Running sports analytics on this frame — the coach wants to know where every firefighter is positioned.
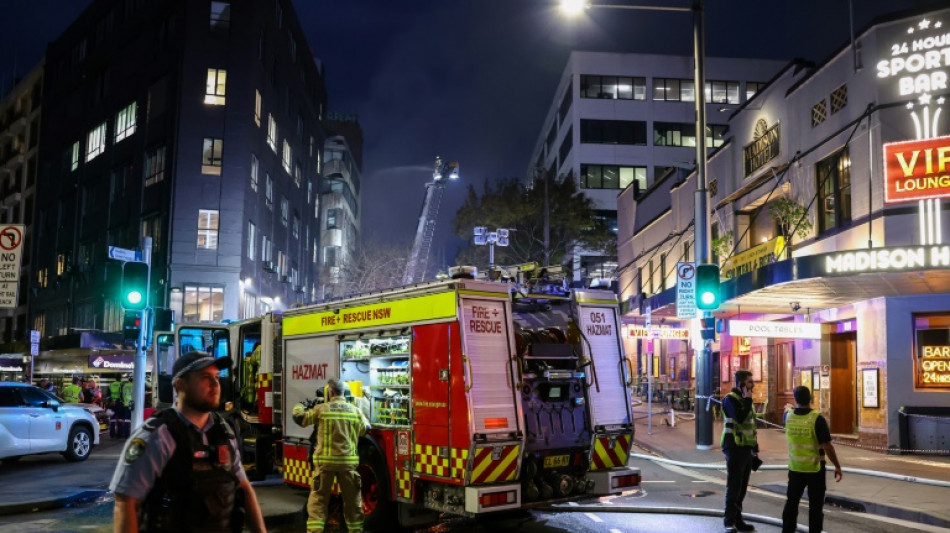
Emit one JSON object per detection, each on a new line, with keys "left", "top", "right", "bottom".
{"left": 242, "top": 342, "right": 261, "bottom": 412}
{"left": 62, "top": 377, "right": 83, "bottom": 404}
{"left": 110, "top": 351, "right": 266, "bottom": 533}
{"left": 293, "top": 378, "right": 370, "bottom": 533}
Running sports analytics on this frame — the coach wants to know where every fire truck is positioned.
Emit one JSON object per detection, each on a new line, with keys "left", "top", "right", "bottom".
{"left": 153, "top": 274, "right": 638, "bottom": 528}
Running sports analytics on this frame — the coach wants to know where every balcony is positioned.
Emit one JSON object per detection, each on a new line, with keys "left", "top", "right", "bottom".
{"left": 322, "top": 159, "right": 349, "bottom": 181}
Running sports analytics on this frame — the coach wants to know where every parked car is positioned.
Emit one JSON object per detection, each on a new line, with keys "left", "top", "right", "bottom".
{"left": 0, "top": 382, "right": 100, "bottom": 463}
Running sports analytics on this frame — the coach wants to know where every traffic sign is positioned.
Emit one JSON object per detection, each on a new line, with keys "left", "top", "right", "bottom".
{"left": 30, "top": 330, "right": 39, "bottom": 344}
{"left": 108, "top": 246, "right": 142, "bottom": 262}
{"left": 676, "top": 262, "right": 698, "bottom": 318}
{"left": 0, "top": 224, "right": 25, "bottom": 310}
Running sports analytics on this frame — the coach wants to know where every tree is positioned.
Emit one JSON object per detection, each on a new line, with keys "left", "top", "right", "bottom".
{"left": 452, "top": 172, "right": 614, "bottom": 273}
{"left": 320, "top": 240, "right": 412, "bottom": 298}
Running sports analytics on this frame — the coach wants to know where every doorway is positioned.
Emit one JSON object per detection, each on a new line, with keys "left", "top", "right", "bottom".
{"left": 829, "top": 332, "right": 857, "bottom": 434}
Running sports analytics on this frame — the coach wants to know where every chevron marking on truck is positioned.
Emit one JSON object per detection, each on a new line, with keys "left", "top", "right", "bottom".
{"left": 471, "top": 444, "right": 520, "bottom": 484}
{"left": 590, "top": 434, "right": 631, "bottom": 470}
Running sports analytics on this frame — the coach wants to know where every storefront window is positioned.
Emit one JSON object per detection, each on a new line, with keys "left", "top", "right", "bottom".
{"left": 776, "top": 342, "right": 794, "bottom": 393}
{"left": 914, "top": 313, "right": 950, "bottom": 389}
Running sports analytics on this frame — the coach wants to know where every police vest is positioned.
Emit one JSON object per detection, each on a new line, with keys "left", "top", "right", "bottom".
{"left": 110, "top": 382, "right": 123, "bottom": 402}
{"left": 720, "top": 392, "right": 757, "bottom": 448}
{"left": 141, "top": 410, "right": 242, "bottom": 533}
{"left": 785, "top": 410, "right": 821, "bottom": 473}
{"left": 63, "top": 384, "right": 83, "bottom": 403}
{"left": 122, "top": 382, "right": 134, "bottom": 404}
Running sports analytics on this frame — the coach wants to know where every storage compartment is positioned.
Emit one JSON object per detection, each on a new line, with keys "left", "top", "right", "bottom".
{"left": 340, "top": 333, "right": 411, "bottom": 429}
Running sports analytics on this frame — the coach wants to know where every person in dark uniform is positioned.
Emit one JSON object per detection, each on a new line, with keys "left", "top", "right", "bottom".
{"left": 110, "top": 351, "right": 266, "bottom": 533}
{"left": 721, "top": 370, "right": 759, "bottom": 533}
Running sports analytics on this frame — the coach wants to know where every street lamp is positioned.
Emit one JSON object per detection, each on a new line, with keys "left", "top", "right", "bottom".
{"left": 473, "top": 227, "right": 510, "bottom": 274}
{"left": 559, "top": 0, "right": 714, "bottom": 450}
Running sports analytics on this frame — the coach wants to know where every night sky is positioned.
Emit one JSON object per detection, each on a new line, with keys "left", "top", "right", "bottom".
{"left": 0, "top": 0, "right": 941, "bottom": 268}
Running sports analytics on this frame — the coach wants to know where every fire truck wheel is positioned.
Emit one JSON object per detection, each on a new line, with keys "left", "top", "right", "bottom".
{"left": 358, "top": 442, "right": 395, "bottom": 529}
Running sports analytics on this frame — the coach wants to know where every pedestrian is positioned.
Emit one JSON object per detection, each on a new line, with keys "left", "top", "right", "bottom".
{"left": 721, "top": 369, "right": 758, "bottom": 533}
{"left": 110, "top": 351, "right": 266, "bottom": 533}
{"left": 293, "top": 378, "right": 370, "bottom": 533}
{"left": 110, "top": 375, "right": 126, "bottom": 439}
{"left": 86, "top": 376, "right": 103, "bottom": 406}
{"left": 39, "top": 378, "right": 55, "bottom": 393}
{"left": 120, "top": 374, "right": 135, "bottom": 437}
{"left": 781, "top": 386, "right": 842, "bottom": 533}
{"left": 63, "top": 376, "right": 84, "bottom": 404}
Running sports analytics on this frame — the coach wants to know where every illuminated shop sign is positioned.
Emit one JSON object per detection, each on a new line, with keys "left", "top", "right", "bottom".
{"left": 883, "top": 136, "right": 950, "bottom": 203}
{"left": 88, "top": 354, "right": 134, "bottom": 370}
{"left": 743, "top": 119, "right": 780, "bottom": 177}
{"left": 729, "top": 320, "right": 822, "bottom": 340}
{"left": 916, "top": 327, "right": 950, "bottom": 389}
{"left": 823, "top": 245, "right": 950, "bottom": 274}
{"left": 722, "top": 236, "right": 785, "bottom": 280}
{"left": 627, "top": 326, "right": 690, "bottom": 339}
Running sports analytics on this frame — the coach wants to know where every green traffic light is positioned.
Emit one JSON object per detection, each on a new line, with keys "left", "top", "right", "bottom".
{"left": 700, "top": 292, "right": 715, "bottom": 306}
{"left": 127, "top": 291, "right": 143, "bottom": 305}
{"left": 121, "top": 262, "right": 149, "bottom": 310}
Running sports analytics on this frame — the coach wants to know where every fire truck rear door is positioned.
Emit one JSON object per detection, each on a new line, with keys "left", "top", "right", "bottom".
{"left": 282, "top": 335, "right": 339, "bottom": 441}
{"left": 575, "top": 292, "right": 632, "bottom": 429}
{"left": 458, "top": 294, "right": 521, "bottom": 437}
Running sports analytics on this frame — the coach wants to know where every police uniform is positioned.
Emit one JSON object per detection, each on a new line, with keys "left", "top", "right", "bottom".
{"left": 110, "top": 408, "right": 248, "bottom": 532}
{"left": 781, "top": 407, "right": 832, "bottom": 533}
{"left": 62, "top": 381, "right": 83, "bottom": 403}
{"left": 110, "top": 379, "right": 126, "bottom": 439}
{"left": 721, "top": 389, "right": 758, "bottom": 532}
{"left": 293, "top": 396, "right": 370, "bottom": 533}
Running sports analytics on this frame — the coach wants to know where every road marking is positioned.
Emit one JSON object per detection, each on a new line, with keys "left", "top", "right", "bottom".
{"left": 641, "top": 480, "right": 674, "bottom": 483}
{"left": 584, "top": 513, "right": 603, "bottom": 523}
{"left": 567, "top": 501, "right": 579, "bottom": 506}
{"left": 691, "top": 480, "right": 710, "bottom": 483}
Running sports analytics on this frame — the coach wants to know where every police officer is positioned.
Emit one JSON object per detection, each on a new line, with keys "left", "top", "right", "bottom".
{"left": 110, "top": 376, "right": 127, "bottom": 439}
{"left": 110, "top": 351, "right": 266, "bottom": 533}
{"left": 293, "top": 379, "right": 370, "bottom": 533}
{"left": 63, "top": 377, "right": 83, "bottom": 404}
{"left": 721, "top": 370, "right": 758, "bottom": 533}
{"left": 781, "top": 386, "right": 842, "bottom": 533}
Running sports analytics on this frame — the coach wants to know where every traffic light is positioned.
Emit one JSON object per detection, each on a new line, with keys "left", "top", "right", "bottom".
{"left": 123, "top": 310, "right": 142, "bottom": 341}
{"left": 695, "top": 264, "right": 721, "bottom": 311}
{"left": 121, "top": 262, "right": 149, "bottom": 310}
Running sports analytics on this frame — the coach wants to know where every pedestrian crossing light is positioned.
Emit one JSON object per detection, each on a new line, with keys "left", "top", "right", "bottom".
{"left": 695, "top": 264, "right": 721, "bottom": 311}
{"left": 121, "top": 262, "right": 149, "bottom": 310}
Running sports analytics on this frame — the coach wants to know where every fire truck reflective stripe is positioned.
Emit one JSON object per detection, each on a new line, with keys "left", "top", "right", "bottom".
{"left": 414, "top": 444, "right": 468, "bottom": 478}
{"left": 397, "top": 469, "right": 412, "bottom": 499}
{"left": 283, "top": 455, "right": 314, "bottom": 488}
{"left": 457, "top": 289, "right": 510, "bottom": 298}
{"left": 591, "top": 434, "right": 631, "bottom": 470}
{"left": 471, "top": 445, "right": 520, "bottom": 484}
{"left": 257, "top": 373, "right": 273, "bottom": 388}
{"left": 575, "top": 297, "right": 617, "bottom": 305}
{"left": 450, "top": 447, "right": 469, "bottom": 480}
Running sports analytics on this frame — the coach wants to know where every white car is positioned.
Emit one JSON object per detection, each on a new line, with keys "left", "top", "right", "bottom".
{"left": 0, "top": 382, "right": 101, "bottom": 463}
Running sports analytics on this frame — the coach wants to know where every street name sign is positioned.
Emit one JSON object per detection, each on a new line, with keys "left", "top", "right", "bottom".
{"left": 108, "top": 246, "right": 141, "bottom": 262}
{"left": 676, "top": 262, "right": 697, "bottom": 319}
{"left": 0, "top": 225, "right": 25, "bottom": 309}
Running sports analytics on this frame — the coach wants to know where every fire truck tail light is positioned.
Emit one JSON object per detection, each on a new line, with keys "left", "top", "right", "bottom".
{"left": 611, "top": 473, "right": 641, "bottom": 489}
{"left": 479, "top": 490, "right": 516, "bottom": 508}
{"left": 484, "top": 417, "right": 508, "bottom": 429}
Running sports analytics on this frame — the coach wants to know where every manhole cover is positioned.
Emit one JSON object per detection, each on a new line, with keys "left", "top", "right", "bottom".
{"left": 681, "top": 490, "right": 716, "bottom": 498}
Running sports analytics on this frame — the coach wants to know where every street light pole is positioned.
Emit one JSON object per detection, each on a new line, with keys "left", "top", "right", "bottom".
{"left": 559, "top": 0, "right": 712, "bottom": 449}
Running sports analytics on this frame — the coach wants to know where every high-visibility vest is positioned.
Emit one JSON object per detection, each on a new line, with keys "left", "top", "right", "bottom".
{"left": 62, "top": 384, "right": 83, "bottom": 403}
{"left": 720, "top": 392, "right": 757, "bottom": 448}
{"left": 122, "top": 382, "right": 134, "bottom": 404}
{"left": 786, "top": 410, "right": 821, "bottom": 473}
{"left": 110, "top": 381, "right": 122, "bottom": 402}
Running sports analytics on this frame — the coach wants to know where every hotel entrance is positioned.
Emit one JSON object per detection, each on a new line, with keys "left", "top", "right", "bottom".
{"left": 830, "top": 331, "right": 857, "bottom": 434}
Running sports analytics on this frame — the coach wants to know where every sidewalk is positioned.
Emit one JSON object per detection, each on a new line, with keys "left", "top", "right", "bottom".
{"left": 631, "top": 414, "right": 950, "bottom": 527}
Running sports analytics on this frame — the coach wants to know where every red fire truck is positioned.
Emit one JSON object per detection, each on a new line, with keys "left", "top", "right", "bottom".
{"left": 153, "top": 275, "right": 639, "bottom": 528}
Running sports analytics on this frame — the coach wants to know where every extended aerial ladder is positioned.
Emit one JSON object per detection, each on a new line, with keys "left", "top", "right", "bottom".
{"left": 403, "top": 156, "right": 459, "bottom": 284}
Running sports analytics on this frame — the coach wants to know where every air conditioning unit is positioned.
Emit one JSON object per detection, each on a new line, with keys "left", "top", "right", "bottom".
{"left": 262, "top": 260, "right": 277, "bottom": 273}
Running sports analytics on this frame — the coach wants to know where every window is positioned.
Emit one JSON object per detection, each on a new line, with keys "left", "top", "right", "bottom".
{"left": 202, "top": 138, "right": 223, "bottom": 175}
{"left": 277, "top": 250, "right": 287, "bottom": 276}
{"left": 144, "top": 146, "right": 166, "bottom": 186}
{"left": 86, "top": 122, "right": 106, "bottom": 162}
{"left": 559, "top": 126, "right": 573, "bottom": 162}
{"left": 210, "top": 1, "right": 230, "bottom": 30}
{"left": 292, "top": 213, "right": 300, "bottom": 239}
{"left": 557, "top": 81, "right": 572, "bottom": 125}
{"left": 830, "top": 84, "right": 848, "bottom": 114}
{"left": 816, "top": 148, "right": 851, "bottom": 234}
{"left": 653, "top": 78, "right": 694, "bottom": 102}
{"left": 282, "top": 140, "right": 292, "bottom": 173}
{"left": 205, "top": 69, "right": 227, "bottom": 105}
{"left": 914, "top": 314, "right": 950, "bottom": 389}
{"left": 746, "top": 81, "right": 766, "bottom": 100}
{"left": 326, "top": 208, "right": 339, "bottom": 230}
{"left": 267, "top": 114, "right": 278, "bottom": 152}
{"left": 324, "top": 246, "right": 339, "bottom": 268}
{"left": 281, "top": 197, "right": 289, "bottom": 226}
{"left": 776, "top": 342, "right": 794, "bottom": 393}
{"left": 247, "top": 221, "right": 257, "bottom": 260}
{"left": 653, "top": 122, "right": 727, "bottom": 148}
{"left": 580, "top": 119, "right": 647, "bottom": 145}
{"left": 705, "top": 80, "right": 740, "bottom": 104}
{"left": 250, "top": 153, "right": 259, "bottom": 191}
{"left": 37, "top": 268, "right": 48, "bottom": 288}
{"left": 811, "top": 100, "right": 827, "bottom": 128}
{"left": 70, "top": 141, "right": 80, "bottom": 171}
{"left": 115, "top": 102, "right": 137, "bottom": 142}
{"left": 197, "top": 209, "right": 220, "bottom": 250}
{"left": 580, "top": 164, "right": 646, "bottom": 191}
{"left": 265, "top": 174, "right": 273, "bottom": 207}
{"left": 56, "top": 252, "right": 68, "bottom": 276}
{"left": 183, "top": 285, "right": 224, "bottom": 322}
{"left": 580, "top": 75, "right": 646, "bottom": 100}
{"left": 261, "top": 234, "right": 272, "bottom": 262}
{"left": 254, "top": 90, "right": 262, "bottom": 126}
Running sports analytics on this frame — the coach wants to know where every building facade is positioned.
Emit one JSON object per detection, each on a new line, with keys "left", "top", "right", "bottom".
{"left": 320, "top": 115, "right": 363, "bottom": 300}
{"left": 618, "top": 7, "right": 950, "bottom": 451}
{"left": 31, "top": 0, "right": 328, "bottom": 338}
{"left": 527, "top": 51, "right": 785, "bottom": 283}
{"left": 0, "top": 64, "right": 42, "bottom": 344}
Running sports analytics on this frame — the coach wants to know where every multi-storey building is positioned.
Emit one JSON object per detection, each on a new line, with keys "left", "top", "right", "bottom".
{"left": 320, "top": 114, "right": 363, "bottom": 299}
{"left": 528, "top": 51, "right": 785, "bottom": 284}
{"left": 0, "top": 63, "right": 42, "bottom": 346}
{"left": 31, "top": 0, "right": 327, "bottom": 338}
{"left": 618, "top": 7, "right": 950, "bottom": 450}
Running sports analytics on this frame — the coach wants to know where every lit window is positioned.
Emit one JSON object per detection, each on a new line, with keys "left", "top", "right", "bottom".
{"left": 250, "top": 153, "right": 259, "bottom": 191}
{"left": 265, "top": 174, "right": 273, "bottom": 207}
{"left": 144, "top": 146, "right": 166, "bottom": 187}
{"left": 267, "top": 114, "right": 278, "bottom": 152}
{"left": 254, "top": 89, "right": 262, "bottom": 126}
{"left": 282, "top": 140, "right": 292, "bottom": 174}
{"left": 86, "top": 122, "right": 107, "bottom": 162}
{"left": 281, "top": 197, "right": 289, "bottom": 227}
{"left": 247, "top": 221, "right": 257, "bottom": 260}
{"left": 183, "top": 285, "right": 224, "bottom": 322}
{"left": 197, "top": 209, "right": 220, "bottom": 250}
{"left": 202, "top": 138, "right": 223, "bottom": 175}
{"left": 210, "top": 1, "right": 230, "bottom": 30}
{"left": 205, "top": 69, "right": 227, "bottom": 105}
{"left": 115, "top": 102, "right": 137, "bottom": 142}
{"left": 326, "top": 208, "right": 339, "bottom": 230}
{"left": 70, "top": 141, "right": 80, "bottom": 171}
{"left": 292, "top": 214, "right": 299, "bottom": 239}
{"left": 816, "top": 148, "right": 852, "bottom": 235}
